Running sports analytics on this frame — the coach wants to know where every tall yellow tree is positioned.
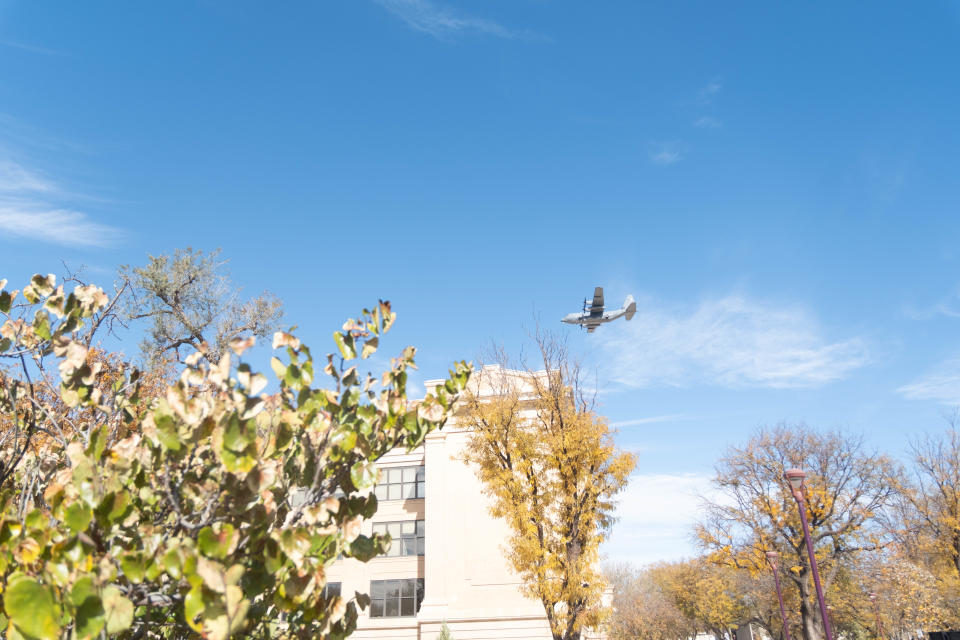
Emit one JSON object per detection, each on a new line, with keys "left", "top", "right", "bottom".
{"left": 696, "top": 425, "right": 897, "bottom": 640}
{"left": 606, "top": 562, "right": 696, "bottom": 640}
{"left": 851, "top": 551, "right": 954, "bottom": 636}
{"left": 889, "top": 422, "right": 960, "bottom": 622}
{"left": 648, "top": 559, "right": 746, "bottom": 640}
{"left": 460, "top": 334, "right": 636, "bottom": 640}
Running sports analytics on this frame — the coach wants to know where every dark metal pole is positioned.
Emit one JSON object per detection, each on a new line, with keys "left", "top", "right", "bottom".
{"left": 870, "top": 593, "right": 886, "bottom": 640}
{"left": 766, "top": 552, "right": 793, "bottom": 640}
{"left": 793, "top": 490, "right": 834, "bottom": 640}
{"left": 784, "top": 470, "right": 834, "bottom": 640}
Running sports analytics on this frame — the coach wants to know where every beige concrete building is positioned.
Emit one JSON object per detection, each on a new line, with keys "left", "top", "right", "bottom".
{"left": 326, "top": 368, "right": 584, "bottom": 640}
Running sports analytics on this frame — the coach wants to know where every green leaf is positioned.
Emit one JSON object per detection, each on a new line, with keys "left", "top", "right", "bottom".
{"left": 120, "top": 552, "right": 146, "bottom": 583}
{"left": 220, "top": 446, "right": 256, "bottom": 474}
{"left": 32, "top": 310, "right": 51, "bottom": 341}
{"left": 154, "top": 413, "right": 181, "bottom": 451}
{"left": 102, "top": 585, "right": 134, "bottom": 634}
{"left": 270, "top": 356, "right": 286, "bottom": 381}
{"left": 347, "top": 535, "right": 381, "bottom": 562}
{"left": 64, "top": 502, "right": 92, "bottom": 533}
{"left": 198, "top": 524, "right": 236, "bottom": 560}
{"left": 24, "top": 509, "right": 44, "bottom": 532}
{"left": 162, "top": 547, "right": 183, "bottom": 579}
{"left": 4, "top": 573, "right": 61, "bottom": 640}
{"left": 95, "top": 491, "right": 131, "bottom": 526}
{"left": 333, "top": 331, "right": 356, "bottom": 359}
{"left": 86, "top": 424, "right": 109, "bottom": 463}
{"left": 0, "top": 290, "right": 12, "bottom": 313}
{"left": 222, "top": 415, "right": 253, "bottom": 453}
{"left": 70, "top": 577, "right": 105, "bottom": 640}
{"left": 350, "top": 460, "right": 377, "bottom": 490}
{"left": 184, "top": 585, "right": 205, "bottom": 632}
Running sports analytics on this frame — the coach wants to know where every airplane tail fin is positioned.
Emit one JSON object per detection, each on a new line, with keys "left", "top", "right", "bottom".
{"left": 623, "top": 295, "right": 636, "bottom": 321}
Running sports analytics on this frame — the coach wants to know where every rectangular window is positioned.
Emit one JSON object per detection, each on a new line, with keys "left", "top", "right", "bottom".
{"left": 373, "top": 520, "right": 425, "bottom": 557}
{"left": 369, "top": 579, "right": 424, "bottom": 618}
{"left": 374, "top": 466, "right": 425, "bottom": 501}
{"left": 322, "top": 582, "right": 341, "bottom": 599}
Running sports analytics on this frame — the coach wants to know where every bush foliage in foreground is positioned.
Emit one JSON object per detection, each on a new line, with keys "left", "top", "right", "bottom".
{"left": 0, "top": 274, "right": 470, "bottom": 639}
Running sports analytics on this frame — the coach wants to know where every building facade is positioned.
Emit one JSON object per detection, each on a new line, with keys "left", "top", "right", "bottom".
{"left": 326, "top": 368, "right": 573, "bottom": 640}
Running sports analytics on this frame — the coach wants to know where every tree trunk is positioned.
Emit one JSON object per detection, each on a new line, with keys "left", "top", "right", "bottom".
{"left": 798, "top": 577, "right": 822, "bottom": 640}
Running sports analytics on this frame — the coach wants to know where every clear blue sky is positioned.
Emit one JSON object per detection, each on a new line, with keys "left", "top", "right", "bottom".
{"left": 2, "top": 0, "right": 960, "bottom": 564}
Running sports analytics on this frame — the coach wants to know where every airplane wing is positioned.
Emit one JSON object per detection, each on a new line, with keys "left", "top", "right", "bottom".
{"left": 589, "top": 287, "right": 604, "bottom": 317}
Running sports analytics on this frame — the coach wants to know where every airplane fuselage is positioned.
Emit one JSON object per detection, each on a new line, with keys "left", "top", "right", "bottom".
{"left": 561, "top": 308, "right": 626, "bottom": 327}
{"left": 562, "top": 289, "right": 636, "bottom": 332}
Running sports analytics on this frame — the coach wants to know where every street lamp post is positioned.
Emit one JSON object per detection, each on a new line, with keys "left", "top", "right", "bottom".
{"left": 784, "top": 468, "right": 834, "bottom": 640}
{"left": 765, "top": 551, "right": 792, "bottom": 640}
{"left": 869, "top": 593, "right": 885, "bottom": 640}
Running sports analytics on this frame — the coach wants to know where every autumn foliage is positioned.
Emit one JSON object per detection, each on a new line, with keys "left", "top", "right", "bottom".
{"left": 460, "top": 336, "right": 635, "bottom": 640}
{"left": 0, "top": 273, "right": 470, "bottom": 639}
{"left": 609, "top": 424, "right": 960, "bottom": 640}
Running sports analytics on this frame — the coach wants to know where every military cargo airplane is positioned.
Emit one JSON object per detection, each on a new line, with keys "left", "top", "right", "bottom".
{"left": 561, "top": 287, "right": 636, "bottom": 333}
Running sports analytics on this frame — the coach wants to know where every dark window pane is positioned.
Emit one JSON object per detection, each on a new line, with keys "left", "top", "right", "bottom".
{"left": 402, "top": 580, "right": 415, "bottom": 597}
{"left": 417, "top": 579, "right": 425, "bottom": 607}
{"left": 401, "top": 598, "right": 414, "bottom": 616}
{"left": 385, "top": 599, "right": 399, "bottom": 617}
{"left": 402, "top": 538, "right": 416, "bottom": 556}
{"left": 417, "top": 538, "right": 425, "bottom": 555}
{"left": 416, "top": 467, "right": 425, "bottom": 482}
{"left": 417, "top": 481, "right": 425, "bottom": 498}
{"left": 371, "top": 582, "right": 384, "bottom": 598}
{"left": 416, "top": 520, "right": 424, "bottom": 535}
{"left": 324, "top": 582, "right": 341, "bottom": 599}
{"left": 386, "top": 581, "right": 400, "bottom": 599}
{"left": 371, "top": 600, "right": 384, "bottom": 618}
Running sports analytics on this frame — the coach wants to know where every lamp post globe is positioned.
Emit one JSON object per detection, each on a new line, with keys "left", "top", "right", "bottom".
{"left": 784, "top": 468, "right": 806, "bottom": 492}
{"left": 765, "top": 550, "right": 780, "bottom": 568}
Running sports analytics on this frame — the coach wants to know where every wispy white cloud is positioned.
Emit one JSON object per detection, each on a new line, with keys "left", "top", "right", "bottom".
{"left": 649, "top": 141, "right": 684, "bottom": 165}
{"left": 0, "top": 39, "right": 62, "bottom": 56}
{"left": 604, "top": 473, "right": 711, "bottom": 565}
{"left": 0, "top": 209, "right": 123, "bottom": 248}
{"left": 610, "top": 414, "right": 685, "bottom": 429}
{"left": 598, "top": 294, "right": 869, "bottom": 389}
{"left": 905, "top": 285, "right": 960, "bottom": 320}
{"left": 694, "top": 116, "right": 722, "bottom": 129}
{"left": 898, "top": 358, "right": 960, "bottom": 404}
{"left": 697, "top": 77, "right": 723, "bottom": 105}
{"left": 373, "top": 0, "right": 524, "bottom": 39}
{"left": 0, "top": 160, "right": 55, "bottom": 193}
{"left": 0, "top": 155, "right": 124, "bottom": 248}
